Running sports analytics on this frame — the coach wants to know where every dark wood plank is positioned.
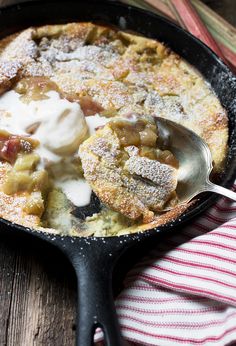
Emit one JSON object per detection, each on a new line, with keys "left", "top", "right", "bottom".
{"left": 0, "top": 236, "right": 16, "bottom": 346}
{"left": 0, "top": 231, "right": 76, "bottom": 346}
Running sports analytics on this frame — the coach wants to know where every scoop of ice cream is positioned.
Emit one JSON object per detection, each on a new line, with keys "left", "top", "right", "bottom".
{"left": 0, "top": 90, "right": 89, "bottom": 161}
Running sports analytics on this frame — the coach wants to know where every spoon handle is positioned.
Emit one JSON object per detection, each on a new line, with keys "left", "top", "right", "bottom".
{"left": 206, "top": 182, "right": 236, "bottom": 201}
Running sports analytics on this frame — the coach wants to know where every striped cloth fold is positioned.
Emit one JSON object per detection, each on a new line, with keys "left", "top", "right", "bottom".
{"left": 96, "top": 183, "right": 236, "bottom": 346}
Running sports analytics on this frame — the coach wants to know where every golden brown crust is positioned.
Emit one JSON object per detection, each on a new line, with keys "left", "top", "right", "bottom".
{"left": 0, "top": 59, "right": 23, "bottom": 95}
{"left": 0, "top": 22, "right": 229, "bottom": 235}
{"left": 0, "top": 163, "right": 41, "bottom": 227}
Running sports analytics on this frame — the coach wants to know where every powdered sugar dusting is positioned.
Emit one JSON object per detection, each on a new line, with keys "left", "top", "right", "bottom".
{"left": 125, "top": 155, "right": 177, "bottom": 198}
{"left": 0, "top": 22, "right": 231, "bottom": 236}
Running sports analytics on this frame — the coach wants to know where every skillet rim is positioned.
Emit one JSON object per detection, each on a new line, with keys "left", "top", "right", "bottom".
{"left": 0, "top": 0, "right": 235, "bottom": 243}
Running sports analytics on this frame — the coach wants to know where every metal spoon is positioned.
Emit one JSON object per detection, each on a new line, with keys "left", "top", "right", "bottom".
{"left": 155, "top": 116, "right": 236, "bottom": 205}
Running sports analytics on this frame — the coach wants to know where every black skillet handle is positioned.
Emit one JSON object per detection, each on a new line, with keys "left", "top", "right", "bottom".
{"left": 62, "top": 237, "right": 126, "bottom": 346}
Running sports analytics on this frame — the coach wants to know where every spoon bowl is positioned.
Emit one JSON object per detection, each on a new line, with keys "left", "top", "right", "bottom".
{"left": 155, "top": 117, "right": 236, "bottom": 205}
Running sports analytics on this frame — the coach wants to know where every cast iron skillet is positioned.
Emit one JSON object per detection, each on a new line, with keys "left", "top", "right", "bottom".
{"left": 0, "top": 0, "right": 235, "bottom": 345}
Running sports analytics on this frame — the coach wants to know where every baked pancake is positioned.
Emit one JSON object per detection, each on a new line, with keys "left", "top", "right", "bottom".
{"left": 0, "top": 23, "right": 228, "bottom": 236}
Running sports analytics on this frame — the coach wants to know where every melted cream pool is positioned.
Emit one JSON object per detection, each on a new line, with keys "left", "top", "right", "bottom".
{"left": 0, "top": 90, "right": 109, "bottom": 206}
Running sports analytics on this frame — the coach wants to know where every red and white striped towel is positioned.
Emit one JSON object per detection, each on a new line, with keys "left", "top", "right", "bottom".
{"left": 98, "top": 184, "right": 236, "bottom": 345}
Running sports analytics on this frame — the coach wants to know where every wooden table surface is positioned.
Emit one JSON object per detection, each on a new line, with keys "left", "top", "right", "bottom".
{"left": 0, "top": 1, "right": 235, "bottom": 346}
